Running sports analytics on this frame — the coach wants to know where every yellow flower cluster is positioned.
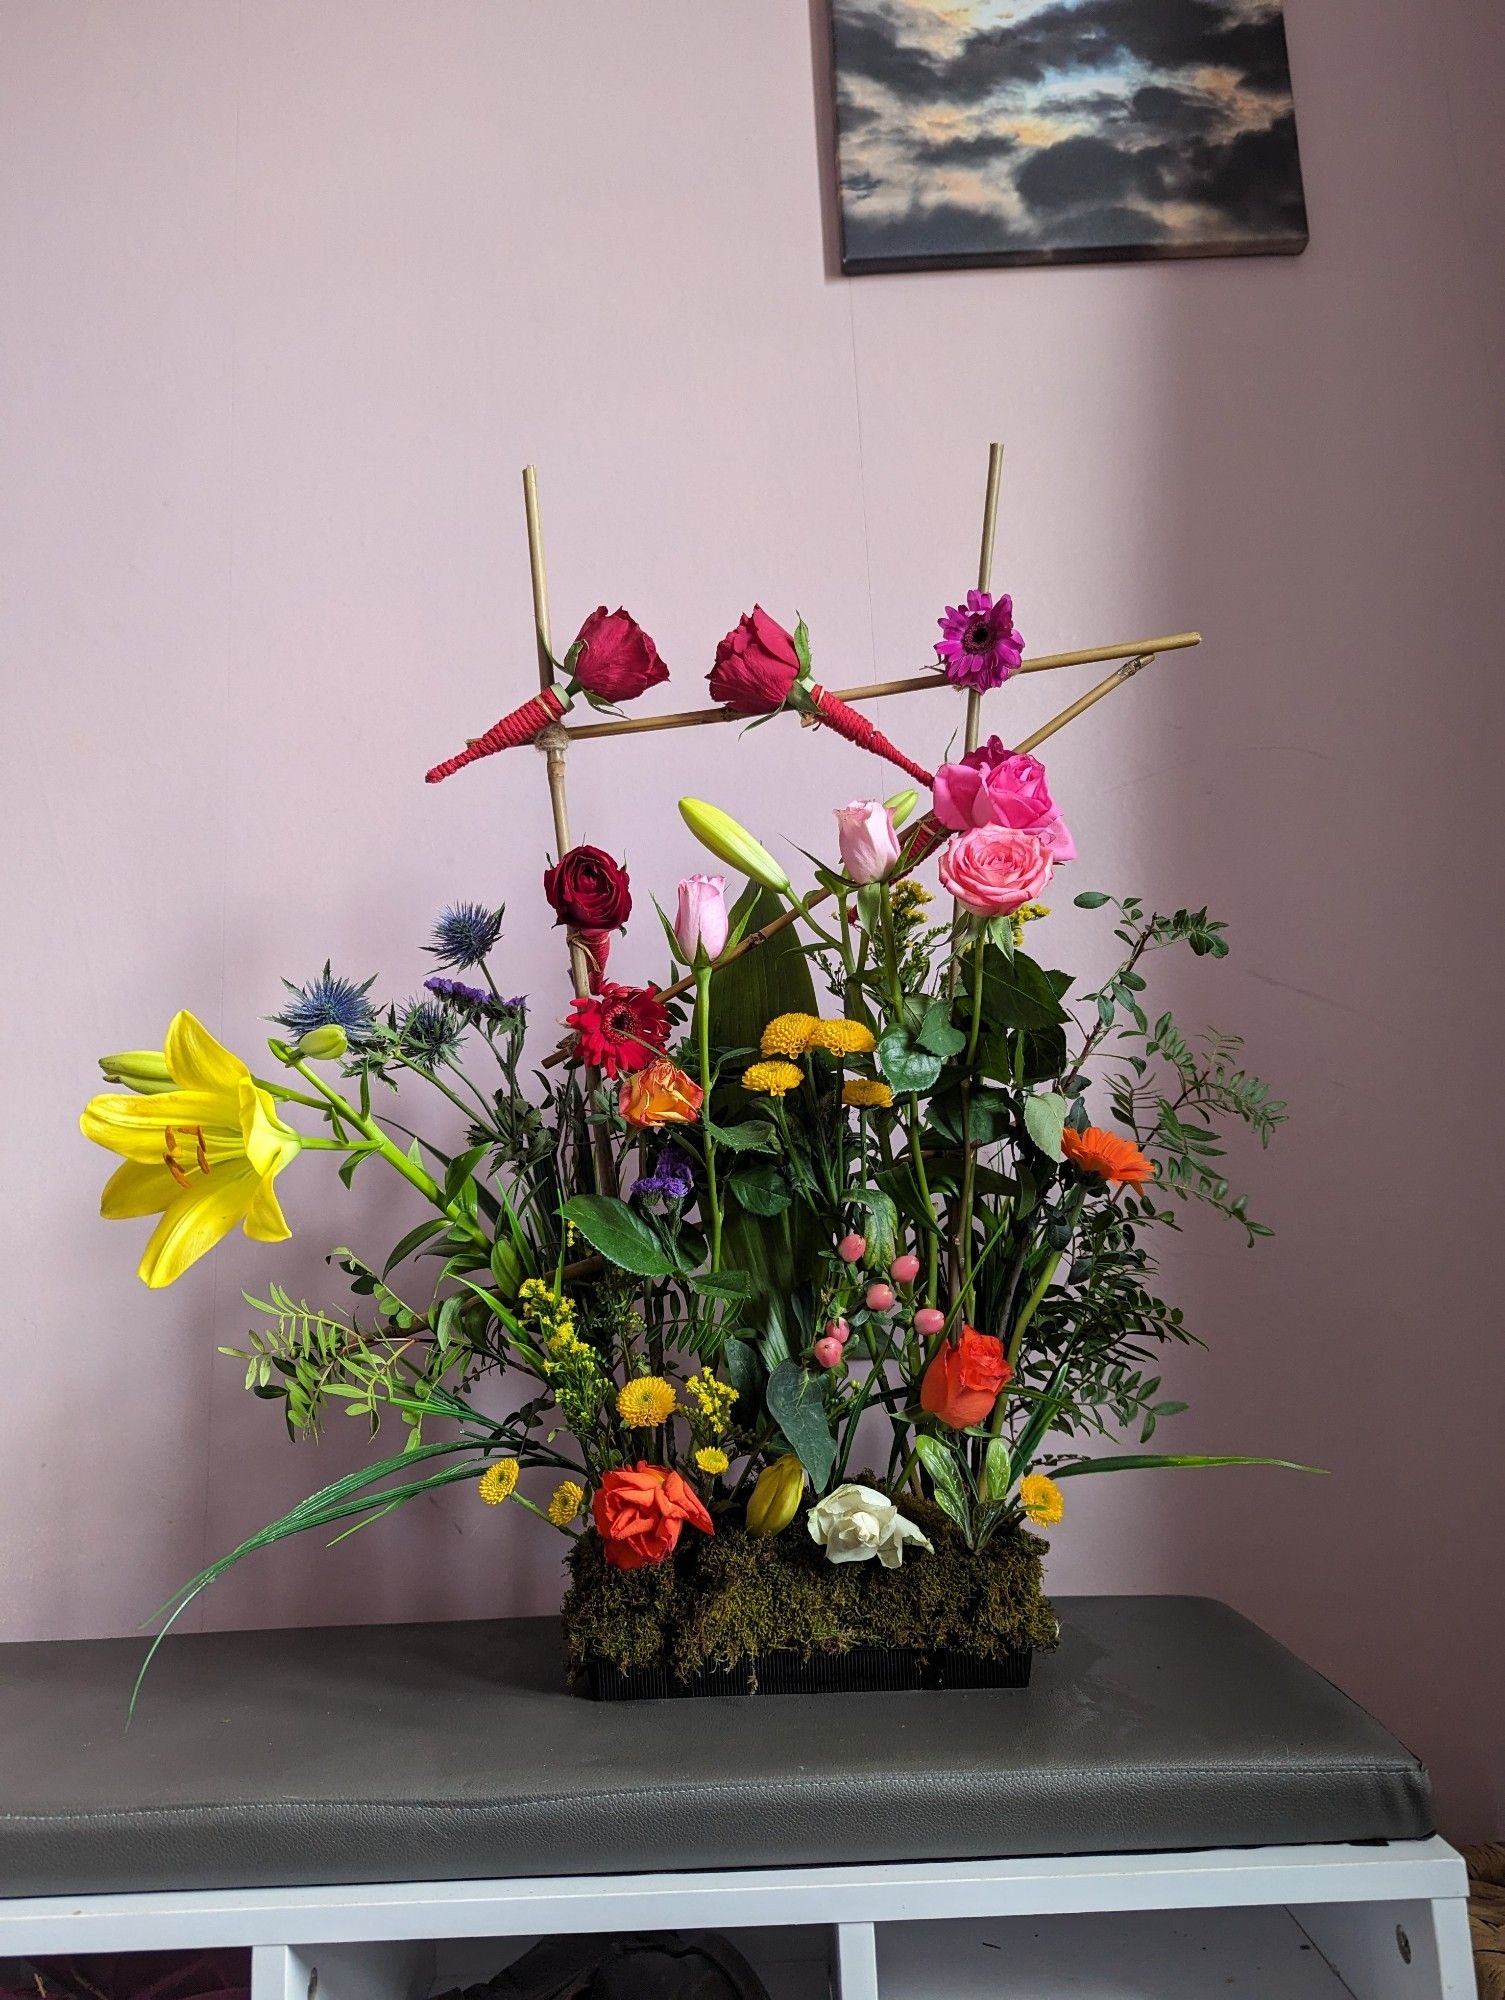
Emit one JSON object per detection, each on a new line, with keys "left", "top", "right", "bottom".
{"left": 843, "top": 1078, "right": 894, "bottom": 1110}
{"left": 806, "top": 1018, "right": 876, "bottom": 1057}
{"left": 547, "top": 1479, "right": 585, "bottom": 1526}
{"left": 742, "top": 1059, "right": 804, "bottom": 1096}
{"left": 1010, "top": 901, "right": 1051, "bottom": 948}
{"left": 760, "top": 1012, "right": 818, "bottom": 1058}
{"left": 477, "top": 1458, "right": 520, "bottom": 1506}
{"left": 519, "top": 1277, "right": 576, "bottom": 1342}
{"left": 686, "top": 1370, "right": 738, "bottom": 1438}
{"left": 617, "top": 1374, "right": 678, "bottom": 1428}
{"left": 694, "top": 1446, "right": 730, "bottom": 1476}
{"left": 1019, "top": 1472, "right": 1064, "bottom": 1526}
{"left": 892, "top": 879, "right": 932, "bottom": 913}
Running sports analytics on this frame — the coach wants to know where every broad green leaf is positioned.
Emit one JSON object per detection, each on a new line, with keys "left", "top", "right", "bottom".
{"left": 983, "top": 1438, "right": 1013, "bottom": 1502}
{"left": 689, "top": 1269, "right": 755, "bottom": 1299}
{"left": 727, "top": 1161, "right": 793, "bottom": 1217}
{"left": 561, "top": 1194, "right": 677, "bottom": 1277}
{"left": 842, "top": 1188, "right": 899, "bottom": 1266}
{"left": 766, "top": 1360, "right": 837, "bottom": 1489}
{"left": 1074, "top": 890, "right": 1111, "bottom": 909}
{"left": 708, "top": 882, "right": 818, "bottom": 1060}
{"left": 981, "top": 946, "right": 1069, "bottom": 1034}
{"left": 706, "top": 1118, "right": 777, "bottom": 1153}
{"left": 916, "top": 1435, "right": 971, "bottom": 1533}
{"left": 1023, "top": 1091, "right": 1068, "bottom": 1161}
{"left": 876, "top": 1025, "right": 944, "bottom": 1094}
{"left": 916, "top": 999, "right": 966, "bottom": 1059}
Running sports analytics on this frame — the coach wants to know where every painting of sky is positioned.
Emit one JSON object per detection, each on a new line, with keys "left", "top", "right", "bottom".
{"left": 832, "top": 0, "right": 1308, "bottom": 271}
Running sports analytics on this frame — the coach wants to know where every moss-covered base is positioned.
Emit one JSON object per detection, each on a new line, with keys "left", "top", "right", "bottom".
{"left": 561, "top": 1493, "right": 1058, "bottom": 1684}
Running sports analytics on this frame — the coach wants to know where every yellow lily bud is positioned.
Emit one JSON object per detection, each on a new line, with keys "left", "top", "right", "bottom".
{"left": 679, "top": 798, "right": 790, "bottom": 895}
{"left": 885, "top": 788, "right": 919, "bottom": 828}
{"left": 293, "top": 1024, "right": 348, "bottom": 1062}
{"left": 745, "top": 1452, "right": 806, "bottom": 1537}
{"left": 97, "top": 1050, "right": 174, "bottom": 1094}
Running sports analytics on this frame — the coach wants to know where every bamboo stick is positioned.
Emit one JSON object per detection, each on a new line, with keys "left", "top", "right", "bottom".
{"left": 966, "top": 441, "right": 1004, "bottom": 757}
{"left": 520, "top": 468, "right": 616, "bottom": 1191}
{"left": 559, "top": 632, "right": 1201, "bottom": 743}
{"left": 658, "top": 645, "right": 1169, "bottom": 1001}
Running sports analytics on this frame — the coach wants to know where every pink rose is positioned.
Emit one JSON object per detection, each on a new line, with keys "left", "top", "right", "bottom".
{"left": 708, "top": 606, "right": 802, "bottom": 715}
{"left": 834, "top": 800, "right": 901, "bottom": 884}
{"left": 931, "top": 739, "right": 1075, "bottom": 861}
{"left": 674, "top": 873, "right": 730, "bottom": 963}
{"left": 938, "top": 825, "right": 1054, "bottom": 918}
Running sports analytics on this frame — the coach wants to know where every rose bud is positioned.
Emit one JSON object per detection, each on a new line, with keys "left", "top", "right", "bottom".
{"left": 825, "top": 1316, "right": 851, "bottom": 1345}
{"left": 812, "top": 1335, "right": 844, "bottom": 1369}
{"left": 837, "top": 1233, "right": 867, "bottom": 1263}
{"left": 673, "top": 872, "right": 730, "bottom": 964}
{"left": 568, "top": 606, "right": 669, "bottom": 705}
{"left": 543, "top": 845, "right": 632, "bottom": 930}
{"left": 890, "top": 1252, "right": 921, "bottom": 1285}
{"left": 708, "top": 606, "right": 802, "bottom": 716}
{"left": 865, "top": 1282, "right": 895, "bottom": 1312}
{"left": 913, "top": 1306, "right": 946, "bottom": 1338}
{"left": 920, "top": 1323, "right": 1012, "bottom": 1430}
{"left": 835, "top": 800, "right": 902, "bottom": 885}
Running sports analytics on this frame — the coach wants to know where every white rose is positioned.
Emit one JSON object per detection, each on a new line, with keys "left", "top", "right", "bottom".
{"left": 806, "top": 1483, "right": 934, "bottom": 1569}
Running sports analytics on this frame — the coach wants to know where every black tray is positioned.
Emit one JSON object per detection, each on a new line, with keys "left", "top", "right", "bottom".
{"left": 581, "top": 1643, "right": 1033, "bottom": 1700}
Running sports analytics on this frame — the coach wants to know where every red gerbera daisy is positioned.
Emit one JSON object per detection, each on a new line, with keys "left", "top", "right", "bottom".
{"left": 566, "top": 982, "right": 670, "bottom": 1079}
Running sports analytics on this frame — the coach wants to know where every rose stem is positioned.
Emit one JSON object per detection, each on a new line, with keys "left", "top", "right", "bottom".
{"left": 522, "top": 463, "right": 617, "bottom": 1195}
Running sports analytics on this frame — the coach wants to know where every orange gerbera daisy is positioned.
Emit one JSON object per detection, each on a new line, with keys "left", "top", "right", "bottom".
{"left": 1061, "top": 1124, "right": 1155, "bottom": 1186}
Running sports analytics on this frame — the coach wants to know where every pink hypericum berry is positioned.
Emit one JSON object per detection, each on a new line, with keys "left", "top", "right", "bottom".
{"left": 825, "top": 1317, "right": 851, "bottom": 1346}
{"left": 813, "top": 1335, "right": 844, "bottom": 1368}
{"left": 890, "top": 1252, "right": 921, "bottom": 1285}
{"left": 865, "top": 1282, "right": 896, "bottom": 1312}
{"left": 837, "top": 1233, "right": 867, "bottom": 1263}
{"left": 913, "top": 1306, "right": 946, "bottom": 1337}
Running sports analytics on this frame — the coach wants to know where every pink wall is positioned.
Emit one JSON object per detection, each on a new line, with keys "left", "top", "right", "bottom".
{"left": 3, "top": 2, "right": 1503, "bottom": 1836}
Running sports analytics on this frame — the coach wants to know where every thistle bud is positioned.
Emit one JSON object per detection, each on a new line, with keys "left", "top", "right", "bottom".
{"left": 745, "top": 1453, "right": 806, "bottom": 1538}
{"left": 678, "top": 798, "right": 790, "bottom": 895}
{"left": 97, "top": 1050, "right": 174, "bottom": 1094}
{"left": 293, "top": 1024, "right": 348, "bottom": 1062}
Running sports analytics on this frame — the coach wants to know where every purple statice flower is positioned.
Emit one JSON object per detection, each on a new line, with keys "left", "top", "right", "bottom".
{"left": 934, "top": 589, "right": 1024, "bottom": 693}
{"left": 425, "top": 975, "right": 490, "bottom": 1010}
{"left": 630, "top": 1144, "right": 696, "bottom": 1205}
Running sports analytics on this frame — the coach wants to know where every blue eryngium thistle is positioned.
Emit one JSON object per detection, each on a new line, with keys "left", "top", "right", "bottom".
{"left": 397, "top": 998, "right": 465, "bottom": 1070}
{"left": 426, "top": 901, "right": 504, "bottom": 970}
{"left": 273, "top": 963, "right": 377, "bottom": 1044}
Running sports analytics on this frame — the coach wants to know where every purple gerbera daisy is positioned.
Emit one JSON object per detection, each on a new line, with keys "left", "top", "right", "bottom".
{"left": 935, "top": 589, "right": 1024, "bottom": 693}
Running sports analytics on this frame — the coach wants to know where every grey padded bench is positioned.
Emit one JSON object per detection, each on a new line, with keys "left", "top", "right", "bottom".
{"left": 0, "top": 1597, "right": 1474, "bottom": 1999}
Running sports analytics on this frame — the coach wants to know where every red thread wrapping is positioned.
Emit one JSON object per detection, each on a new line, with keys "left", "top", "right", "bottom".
{"left": 425, "top": 686, "right": 567, "bottom": 784}
{"left": 807, "top": 686, "right": 935, "bottom": 787}
{"left": 571, "top": 927, "right": 611, "bottom": 993}
{"left": 899, "top": 811, "right": 947, "bottom": 869}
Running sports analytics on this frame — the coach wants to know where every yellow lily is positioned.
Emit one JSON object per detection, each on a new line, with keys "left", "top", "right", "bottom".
{"left": 81, "top": 1010, "right": 301, "bottom": 1288}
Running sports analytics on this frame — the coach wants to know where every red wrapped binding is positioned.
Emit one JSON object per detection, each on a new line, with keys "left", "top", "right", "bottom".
{"left": 571, "top": 926, "right": 611, "bottom": 993}
{"left": 805, "top": 685, "right": 935, "bottom": 787}
{"left": 425, "top": 686, "right": 567, "bottom": 784}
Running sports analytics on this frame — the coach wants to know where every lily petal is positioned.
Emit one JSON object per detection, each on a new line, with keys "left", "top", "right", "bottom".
{"left": 165, "top": 1011, "right": 249, "bottom": 1093}
{"left": 138, "top": 1162, "right": 258, "bottom": 1288}
{"left": 238, "top": 1079, "right": 301, "bottom": 1178}
{"left": 100, "top": 1159, "right": 180, "bottom": 1220}
{"left": 243, "top": 1170, "right": 292, "bottom": 1244}
{"left": 80, "top": 1088, "right": 241, "bottom": 1163}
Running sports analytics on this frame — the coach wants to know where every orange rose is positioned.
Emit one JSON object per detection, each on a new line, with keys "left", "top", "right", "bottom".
{"left": 591, "top": 1461, "right": 715, "bottom": 1570}
{"left": 920, "top": 1323, "right": 1011, "bottom": 1430}
{"left": 1061, "top": 1124, "right": 1155, "bottom": 1185}
{"left": 618, "top": 1058, "right": 703, "bottom": 1128}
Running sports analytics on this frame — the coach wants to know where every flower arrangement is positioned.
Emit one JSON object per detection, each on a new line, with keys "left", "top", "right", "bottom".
{"left": 82, "top": 459, "right": 1311, "bottom": 1698}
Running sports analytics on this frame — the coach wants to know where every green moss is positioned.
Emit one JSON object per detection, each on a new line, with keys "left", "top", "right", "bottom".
{"left": 562, "top": 1491, "right": 1058, "bottom": 1679}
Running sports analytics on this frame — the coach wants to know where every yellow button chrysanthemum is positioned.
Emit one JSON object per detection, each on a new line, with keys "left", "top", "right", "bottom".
{"left": 547, "top": 1479, "right": 585, "bottom": 1526}
{"left": 694, "top": 1446, "right": 730, "bottom": 1476}
{"left": 742, "top": 1059, "right": 804, "bottom": 1096}
{"left": 1019, "top": 1472, "right": 1064, "bottom": 1526}
{"left": 806, "top": 1017, "right": 877, "bottom": 1056}
{"left": 759, "top": 1012, "right": 817, "bottom": 1058}
{"left": 478, "top": 1459, "right": 520, "bottom": 1505}
{"left": 843, "top": 1078, "right": 894, "bottom": 1110}
{"left": 617, "top": 1375, "right": 678, "bottom": 1428}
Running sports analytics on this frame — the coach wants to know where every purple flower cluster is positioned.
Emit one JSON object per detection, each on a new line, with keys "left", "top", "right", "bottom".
{"left": 935, "top": 589, "right": 1024, "bottom": 693}
{"left": 424, "top": 976, "right": 527, "bottom": 1023}
{"left": 630, "top": 1144, "right": 696, "bottom": 1205}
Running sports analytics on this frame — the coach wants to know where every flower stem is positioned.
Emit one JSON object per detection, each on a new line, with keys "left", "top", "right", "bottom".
{"left": 694, "top": 962, "right": 722, "bottom": 1270}
{"left": 284, "top": 1053, "right": 480, "bottom": 1239}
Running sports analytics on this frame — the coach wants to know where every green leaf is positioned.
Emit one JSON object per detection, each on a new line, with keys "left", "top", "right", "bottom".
{"left": 707, "top": 1118, "right": 777, "bottom": 1153}
{"left": 727, "top": 1160, "right": 793, "bottom": 1217}
{"left": 766, "top": 1360, "right": 837, "bottom": 1489}
{"left": 561, "top": 1194, "right": 677, "bottom": 1277}
{"left": 1074, "top": 890, "right": 1111, "bottom": 909}
{"left": 983, "top": 1438, "right": 1013, "bottom": 1503}
{"left": 1051, "top": 1453, "right": 1327, "bottom": 1478}
{"left": 916, "top": 1435, "right": 971, "bottom": 1533}
{"left": 709, "top": 882, "right": 818, "bottom": 1058}
{"left": 443, "top": 1143, "right": 492, "bottom": 1202}
{"left": 842, "top": 1188, "right": 900, "bottom": 1266}
{"left": 876, "top": 1025, "right": 944, "bottom": 1094}
{"left": 1023, "top": 1091, "right": 1068, "bottom": 1161}
{"left": 981, "top": 947, "right": 1069, "bottom": 1034}
{"left": 690, "top": 1269, "right": 755, "bottom": 1299}
{"left": 916, "top": 999, "right": 966, "bottom": 1059}
{"left": 380, "top": 1217, "right": 446, "bottom": 1279}
{"left": 722, "top": 1335, "right": 764, "bottom": 1406}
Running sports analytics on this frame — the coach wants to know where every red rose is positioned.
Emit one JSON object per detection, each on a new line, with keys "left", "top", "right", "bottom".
{"left": 570, "top": 606, "right": 669, "bottom": 704}
{"left": 708, "top": 605, "right": 802, "bottom": 715}
{"left": 920, "top": 1323, "right": 1012, "bottom": 1430}
{"left": 544, "top": 845, "right": 631, "bottom": 931}
{"left": 566, "top": 982, "right": 670, "bottom": 1078}
{"left": 592, "top": 1462, "right": 715, "bottom": 1570}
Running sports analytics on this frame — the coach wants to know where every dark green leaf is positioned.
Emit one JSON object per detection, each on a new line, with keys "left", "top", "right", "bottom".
{"left": 727, "top": 1161, "right": 793, "bottom": 1217}
{"left": 876, "top": 1026, "right": 944, "bottom": 1094}
{"left": 766, "top": 1360, "right": 837, "bottom": 1489}
{"left": 916, "top": 1435, "right": 971, "bottom": 1533}
{"left": 916, "top": 999, "right": 966, "bottom": 1059}
{"left": 1074, "top": 890, "right": 1111, "bottom": 909}
{"left": 561, "top": 1194, "right": 678, "bottom": 1276}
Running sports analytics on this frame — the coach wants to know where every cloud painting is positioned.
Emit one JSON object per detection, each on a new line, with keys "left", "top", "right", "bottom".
{"left": 831, "top": 0, "right": 1308, "bottom": 271}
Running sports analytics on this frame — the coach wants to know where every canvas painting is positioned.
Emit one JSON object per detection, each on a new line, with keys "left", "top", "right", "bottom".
{"left": 831, "top": 0, "right": 1308, "bottom": 272}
